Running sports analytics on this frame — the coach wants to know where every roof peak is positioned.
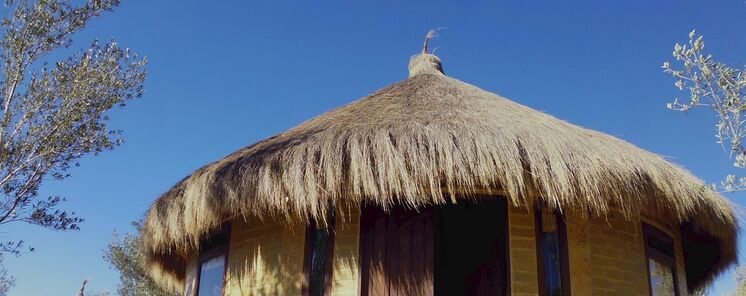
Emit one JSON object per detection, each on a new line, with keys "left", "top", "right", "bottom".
{"left": 409, "top": 29, "right": 445, "bottom": 77}
{"left": 408, "top": 53, "right": 444, "bottom": 77}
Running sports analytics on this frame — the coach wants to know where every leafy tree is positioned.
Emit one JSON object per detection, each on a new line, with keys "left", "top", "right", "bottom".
{"left": 649, "top": 260, "right": 675, "bottom": 296}
{"left": 690, "top": 287, "right": 709, "bottom": 296}
{"left": 0, "top": 0, "right": 146, "bottom": 254}
{"left": 104, "top": 221, "right": 177, "bottom": 296}
{"left": 726, "top": 265, "right": 746, "bottom": 296}
{"left": 76, "top": 278, "right": 111, "bottom": 296}
{"left": 663, "top": 30, "right": 746, "bottom": 294}
{"left": 663, "top": 30, "right": 746, "bottom": 192}
{"left": 0, "top": 256, "right": 13, "bottom": 296}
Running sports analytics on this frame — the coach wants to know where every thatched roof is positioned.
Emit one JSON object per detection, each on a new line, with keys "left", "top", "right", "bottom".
{"left": 142, "top": 51, "right": 737, "bottom": 292}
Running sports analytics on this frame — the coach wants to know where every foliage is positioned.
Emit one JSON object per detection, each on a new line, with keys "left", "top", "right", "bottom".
{"left": 663, "top": 30, "right": 746, "bottom": 192}
{"left": 690, "top": 287, "right": 709, "bottom": 296}
{"left": 104, "top": 221, "right": 177, "bottom": 296}
{"left": 0, "top": 0, "right": 146, "bottom": 254}
{"left": 664, "top": 30, "right": 746, "bottom": 295}
{"left": 0, "top": 256, "right": 13, "bottom": 296}
{"left": 725, "top": 265, "right": 746, "bottom": 296}
{"left": 76, "top": 279, "right": 111, "bottom": 296}
{"left": 649, "top": 259, "right": 676, "bottom": 296}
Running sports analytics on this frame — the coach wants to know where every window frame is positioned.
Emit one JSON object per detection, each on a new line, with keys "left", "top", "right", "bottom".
{"left": 193, "top": 224, "right": 231, "bottom": 296}
{"left": 534, "top": 206, "right": 571, "bottom": 296}
{"left": 302, "top": 216, "right": 336, "bottom": 296}
{"left": 643, "top": 223, "right": 679, "bottom": 296}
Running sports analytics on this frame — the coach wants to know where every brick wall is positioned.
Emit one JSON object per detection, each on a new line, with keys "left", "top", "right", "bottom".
{"left": 566, "top": 211, "right": 688, "bottom": 296}
{"left": 330, "top": 208, "right": 361, "bottom": 296}
{"left": 565, "top": 210, "right": 592, "bottom": 295}
{"left": 222, "top": 215, "right": 306, "bottom": 295}
{"left": 510, "top": 206, "right": 688, "bottom": 296}
{"left": 567, "top": 212, "right": 650, "bottom": 295}
{"left": 179, "top": 203, "right": 688, "bottom": 295}
{"left": 508, "top": 205, "right": 540, "bottom": 296}
{"left": 180, "top": 211, "right": 362, "bottom": 296}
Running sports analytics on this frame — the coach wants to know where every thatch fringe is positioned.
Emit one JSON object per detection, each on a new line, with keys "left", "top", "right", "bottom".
{"left": 142, "top": 62, "right": 737, "bottom": 291}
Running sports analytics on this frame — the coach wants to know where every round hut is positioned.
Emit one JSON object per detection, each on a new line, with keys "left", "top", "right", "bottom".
{"left": 142, "top": 37, "right": 738, "bottom": 296}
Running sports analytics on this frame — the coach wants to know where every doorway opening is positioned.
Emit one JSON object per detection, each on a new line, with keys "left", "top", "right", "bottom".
{"left": 359, "top": 198, "right": 508, "bottom": 296}
{"left": 434, "top": 199, "right": 508, "bottom": 296}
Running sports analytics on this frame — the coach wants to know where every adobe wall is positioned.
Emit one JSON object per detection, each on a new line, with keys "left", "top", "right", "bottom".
{"left": 508, "top": 205, "right": 688, "bottom": 295}
{"left": 223, "top": 216, "right": 306, "bottom": 295}
{"left": 181, "top": 201, "right": 689, "bottom": 295}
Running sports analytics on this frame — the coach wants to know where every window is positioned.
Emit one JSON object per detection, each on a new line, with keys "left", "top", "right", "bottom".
{"left": 644, "top": 224, "right": 678, "bottom": 296}
{"left": 302, "top": 218, "right": 335, "bottom": 296}
{"left": 195, "top": 227, "right": 230, "bottom": 296}
{"left": 535, "top": 207, "right": 570, "bottom": 296}
{"left": 197, "top": 255, "right": 226, "bottom": 296}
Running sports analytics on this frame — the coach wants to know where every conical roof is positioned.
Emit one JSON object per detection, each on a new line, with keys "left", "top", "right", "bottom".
{"left": 143, "top": 50, "right": 737, "bottom": 292}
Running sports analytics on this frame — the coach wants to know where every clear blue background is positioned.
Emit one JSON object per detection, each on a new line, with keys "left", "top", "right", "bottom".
{"left": 2, "top": 0, "right": 745, "bottom": 295}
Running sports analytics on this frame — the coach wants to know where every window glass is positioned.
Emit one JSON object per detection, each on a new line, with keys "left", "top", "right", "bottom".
{"left": 539, "top": 211, "right": 563, "bottom": 296}
{"left": 648, "top": 258, "right": 675, "bottom": 296}
{"left": 644, "top": 224, "right": 678, "bottom": 296}
{"left": 197, "top": 254, "right": 226, "bottom": 296}
{"left": 308, "top": 228, "right": 330, "bottom": 296}
{"left": 647, "top": 234, "right": 675, "bottom": 258}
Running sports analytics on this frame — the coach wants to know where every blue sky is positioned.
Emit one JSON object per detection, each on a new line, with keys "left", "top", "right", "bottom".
{"left": 2, "top": 0, "right": 746, "bottom": 295}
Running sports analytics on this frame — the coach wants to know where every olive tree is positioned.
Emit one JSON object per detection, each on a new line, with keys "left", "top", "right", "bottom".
{"left": 0, "top": 0, "right": 145, "bottom": 254}
{"left": 104, "top": 221, "right": 176, "bottom": 296}
{"left": 663, "top": 30, "right": 746, "bottom": 192}
{"left": 76, "top": 278, "right": 111, "bottom": 296}
{"left": 727, "top": 266, "right": 746, "bottom": 296}
{"left": 0, "top": 256, "right": 12, "bottom": 296}
{"left": 663, "top": 30, "right": 745, "bottom": 294}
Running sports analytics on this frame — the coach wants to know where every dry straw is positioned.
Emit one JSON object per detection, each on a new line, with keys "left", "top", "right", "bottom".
{"left": 142, "top": 37, "right": 737, "bottom": 291}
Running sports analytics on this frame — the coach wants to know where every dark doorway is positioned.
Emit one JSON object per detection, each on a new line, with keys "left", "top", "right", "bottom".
{"left": 434, "top": 199, "right": 508, "bottom": 296}
{"left": 359, "top": 198, "right": 508, "bottom": 296}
